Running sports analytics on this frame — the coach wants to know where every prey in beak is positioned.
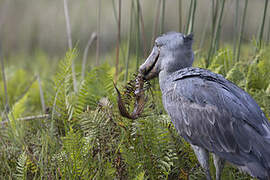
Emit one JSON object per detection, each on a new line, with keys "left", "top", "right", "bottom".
{"left": 114, "top": 43, "right": 160, "bottom": 120}
{"left": 114, "top": 73, "right": 147, "bottom": 120}
{"left": 139, "top": 46, "right": 160, "bottom": 80}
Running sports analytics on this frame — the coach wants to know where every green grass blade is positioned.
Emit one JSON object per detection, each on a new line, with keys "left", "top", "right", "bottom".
{"left": 257, "top": 0, "right": 269, "bottom": 51}
{"left": 236, "top": 0, "right": 248, "bottom": 62}
{"left": 178, "top": 0, "right": 182, "bottom": 32}
{"left": 187, "top": 0, "right": 197, "bottom": 34}
{"left": 185, "top": 0, "right": 194, "bottom": 34}
{"left": 233, "top": 0, "right": 239, "bottom": 60}
{"left": 135, "top": 0, "right": 141, "bottom": 70}
{"left": 151, "top": 0, "right": 161, "bottom": 47}
{"left": 160, "top": 0, "right": 166, "bottom": 34}
{"left": 124, "top": 1, "right": 134, "bottom": 82}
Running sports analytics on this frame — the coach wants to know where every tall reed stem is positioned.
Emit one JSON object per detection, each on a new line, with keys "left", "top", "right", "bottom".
{"left": 206, "top": 0, "right": 217, "bottom": 67}
{"left": 236, "top": 0, "right": 248, "bottom": 62}
{"left": 135, "top": 0, "right": 141, "bottom": 70}
{"left": 233, "top": 0, "right": 239, "bottom": 60}
{"left": 0, "top": 43, "right": 9, "bottom": 114}
{"left": 160, "top": 0, "right": 166, "bottom": 34}
{"left": 115, "top": 0, "right": 121, "bottom": 82}
{"left": 37, "top": 74, "right": 46, "bottom": 113}
{"left": 199, "top": 11, "right": 211, "bottom": 57}
{"left": 63, "top": 0, "right": 77, "bottom": 92}
{"left": 151, "top": 0, "right": 161, "bottom": 47}
{"left": 63, "top": 0, "right": 72, "bottom": 50}
{"left": 137, "top": 0, "right": 147, "bottom": 57}
{"left": 185, "top": 0, "right": 194, "bottom": 34}
{"left": 267, "top": 17, "right": 270, "bottom": 44}
{"left": 96, "top": 0, "right": 101, "bottom": 65}
{"left": 206, "top": 0, "right": 225, "bottom": 67}
{"left": 124, "top": 1, "right": 134, "bottom": 82}
{"left": 211, "top": 0, "right": 215, "bottom": 36}
{"left": 82, "top": 32, "right": 97, "bottom": 79}
{"left": 214, "top": 0, "right": 225, "bottom": 52}
{"left": 187, "top": 0, "right": 197, "bottom": 34}
{"left": 257, "top": 0, "right": 269, "bottom": 51}
{"left": 210, "top": 0, "right": 218, "bottom": 42}
{"left": 178, "top": 0, "right": 182, "bottom": 32}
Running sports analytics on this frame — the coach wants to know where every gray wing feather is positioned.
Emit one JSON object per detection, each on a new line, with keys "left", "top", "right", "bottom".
{"left": 163, "top": 68, "right": 270, "bottom": 170}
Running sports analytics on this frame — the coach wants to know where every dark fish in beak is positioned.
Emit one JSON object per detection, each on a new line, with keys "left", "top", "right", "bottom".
{"left": 115, "top": 45, "right": 160, "bottom": 119}
{"left": 114, "top": 74, "right": 146, "bottom": 120}
{"left": 139, "top": 46, "right": 160, "bottom": 80}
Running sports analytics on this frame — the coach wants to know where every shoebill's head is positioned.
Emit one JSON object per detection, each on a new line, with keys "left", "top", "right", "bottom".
{"left": 139, "top": 32, "right": 194, "bottom": 80}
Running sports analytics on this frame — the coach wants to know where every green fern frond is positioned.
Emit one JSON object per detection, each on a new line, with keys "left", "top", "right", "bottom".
{"left": 74, "top": 64, "right": 115, "bottom": 117}
{"left": 15, "top": 151, "right": 27, "bottom": 180}
{"left": 61, "top": 128, "right": 86, "bottom": 177}
{"left": 0, "top": 69, "right": 30, "bottom": 105}
{"left": 246, "top": 60, "right": 270, "bottom": 91}
{"left": 6, "top": 93, "right": 29, "bottom": 146}
{"left": 52, "top": 151, "right": 67, "bottom": 170}
{"left": 266, "top": 84, "right": 270, "bottom": 94}
{"left": 226, "top": 62, "right": 246, "bottom": 88}
{"left": 73, "top": 81, "right": 88, "bottom": 117}
{"left": 26, "top": 157, "right": 38, "bottom": 175}
{"left": 50, "top": 49, "right": 78, "bottom": 132}
{"left": 209, "top": 48, "right": 234, "bottom": 76}
{"left": 133, "top": 171, "right": 145, "bottom": 180}
{"left": 121, "top": 115, "right": 181, "bottom": 179}
{"left": 78, "top": 105, "right": 122, "bottom": 178}
{"left": 53, "top": 49, "right": 77, "bottom": 89}
{"left": 251, "top": 90, "right": 270, "bottom": 119}
{"left": 8, "top": 92, "right": 28, "bottom": 122}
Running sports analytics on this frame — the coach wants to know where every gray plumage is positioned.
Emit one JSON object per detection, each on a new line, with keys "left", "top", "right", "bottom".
{"left": 139, "top": 32, "right": 270, "bottom": 180}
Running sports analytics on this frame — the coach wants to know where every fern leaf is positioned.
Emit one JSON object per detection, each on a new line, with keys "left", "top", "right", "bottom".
{"left": 133, "top": 171, "right": 145, "bottom": 180}
{"left": 226, "top": 63, "right": 246, "bottom": 88}
{"left": 50, "top": 49, "right": 78, "bottom": 132}
{"left": 209, "top": 48, "right": 233, "bottom": 76}
{"left": 8, "top": 92, "right": 28, "bottom": 122}
{"left": 74, "top": 63, "right": 115, "bottom": 116}
{"left": 15, "top": 151, "right": 27, "bottom": 180}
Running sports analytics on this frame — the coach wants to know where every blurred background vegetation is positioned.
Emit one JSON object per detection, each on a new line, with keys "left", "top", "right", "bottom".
{"left": 0, "top": 0, "right": 269, "bottom": 56}
{"left": 0, "top": 0, "right": 270, "bottom": 179}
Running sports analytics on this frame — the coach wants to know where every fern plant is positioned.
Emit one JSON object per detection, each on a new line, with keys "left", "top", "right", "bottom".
{"left": 50, "top": 49, "right": 77, "bottom": 134}
{"left": 74, "top": 63, "right": 115, "bottom": 118}
{"left": 15, "top": 151, "right": 27, "bottom": 180}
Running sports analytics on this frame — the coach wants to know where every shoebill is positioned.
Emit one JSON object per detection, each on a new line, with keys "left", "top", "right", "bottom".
{"left": 139, "top": 32, "right": 270, "bottom": 180}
